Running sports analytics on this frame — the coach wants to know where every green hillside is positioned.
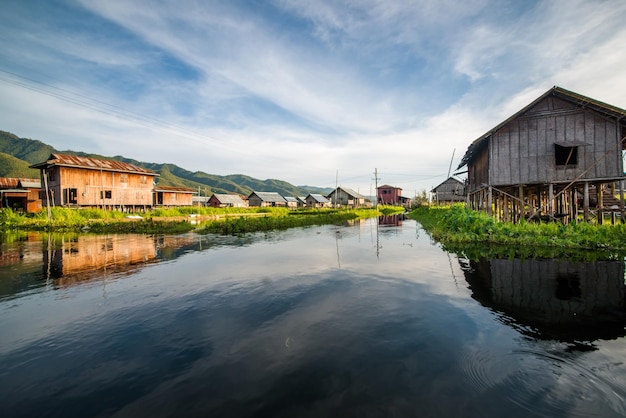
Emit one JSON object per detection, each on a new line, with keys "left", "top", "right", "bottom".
{"left": 0, "top": 130, "right": 331, "bottom": 197}
{"left": 0, "top": 131, "right": 56, "bottom": 164}
{"left": 0, "top": 152, "right": 40, "bottom": 178}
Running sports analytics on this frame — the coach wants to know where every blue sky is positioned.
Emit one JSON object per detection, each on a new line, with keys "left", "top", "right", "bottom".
{"left": 1, "top": 0, "right": 625, "bottom": 194}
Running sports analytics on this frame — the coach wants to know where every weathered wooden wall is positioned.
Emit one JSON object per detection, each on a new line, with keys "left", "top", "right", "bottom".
{"left": 489, "top": 96, "right": 622, "bottom": 186}
{"left": 44, "top": 166, "right": 155, "bottom": 207}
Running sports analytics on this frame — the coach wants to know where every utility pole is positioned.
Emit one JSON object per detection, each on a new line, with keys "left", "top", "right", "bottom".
{"left": 373, "top": 168, "right": 380, "bottom": 210}
{"left": 335, "top": 169, "right": 338, "bottom": 208}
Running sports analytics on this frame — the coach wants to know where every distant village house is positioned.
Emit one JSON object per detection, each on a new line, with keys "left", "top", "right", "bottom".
{"left": 377, "top": 184, "right": 411, "bottom": 207}
{"left": 208, "top": 193, "right": 247, "bottom": 208}
{"left": 247, "top": 191, "right": 287, "bottom": 207}
{"left": 154, "top": 185, "right": 195, "bottom": 207}
{"left": 327, "top": 187, "right": 369, "bottom": 207}
{"left": 305, "top": 193, "right": 331, "bottom": 208}
{"left": 431, "top": 177, "right": 466, "bottom": 204}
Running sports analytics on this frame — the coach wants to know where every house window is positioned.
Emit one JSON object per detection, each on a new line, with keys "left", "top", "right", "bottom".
{"left": 171, "top": 193, "right": 177, "bottom": 201}
{"left": 47, "top": 170, "right": 56, "bottom": 182}
{"left": 120, "top": 174, "right": 129, "bottom": 183}
{"left": 555, "top": 144, "right": 578, "bottom": 166}
{"left": 140, "top": 176, "right": 147, "bottom": 184}
{"left": 100, "top": 190, "right": 112, "bottom": 199}
{"left": 64, "top": 188, "right": 78, "bottom": 204}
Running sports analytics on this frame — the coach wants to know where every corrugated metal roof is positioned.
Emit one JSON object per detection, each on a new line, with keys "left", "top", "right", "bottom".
{"left": 284, "top": 196, "right": 298, "bottom": 202}
{"left": 308, "top": 194, "right": 329, "bottom": 203}
{"left": 19, "top": 179, "right": 41, "bottom": 188}
{"left": 154, "top": 185, "right": 195, "bottom": 193}
{"left": 333, "top": 187, "right": 365, "bottom": 199}
{"left": 211, "top": 194, "right": 246, "bottom": 204}
{"left": 250, "top": 191, "right": 286, "bottom": 202}
{"left": 0, "top": 178, "right": 20, "bottom": 188}
{"left": 0, "top": 178, "right": 40, "bottom": 189}
{"left": 31, "top": 153, "right": 158, "bottom": 175}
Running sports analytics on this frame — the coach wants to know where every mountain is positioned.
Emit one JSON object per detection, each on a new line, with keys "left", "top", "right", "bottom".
{"left": 0, "top": 152, "right": 40, "bottom": 178}
{"left": 0, "top": 130, "right": 332, "bottom": 197}
{"left": 0, "top": 131, "right": 56, "bottom": 164}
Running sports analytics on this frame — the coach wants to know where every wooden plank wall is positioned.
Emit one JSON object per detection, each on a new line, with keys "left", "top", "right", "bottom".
{"left": 489, "top": 97, "right": 621, "bottom": 186}
{"left": 489, "top": 258, "right": 626, "bottom": 323}
{"left": 56, "top": 167, "right": 154, "bottom": 207}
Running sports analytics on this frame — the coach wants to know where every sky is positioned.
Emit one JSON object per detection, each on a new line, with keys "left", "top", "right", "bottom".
{"left": 1, "top": 0, "right": 625, "bottom": 196}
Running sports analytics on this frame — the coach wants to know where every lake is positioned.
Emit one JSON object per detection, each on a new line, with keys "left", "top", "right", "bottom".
{"left": 1, "top": 216, "right": 625, "bottom": 417}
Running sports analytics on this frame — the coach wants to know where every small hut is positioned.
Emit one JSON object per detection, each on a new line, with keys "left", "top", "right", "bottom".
{"left": 431, "top": 177, "right": 466, "bottom": 204}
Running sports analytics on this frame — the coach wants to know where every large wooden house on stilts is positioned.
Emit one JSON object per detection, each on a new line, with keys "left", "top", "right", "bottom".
{"left": 457, "top": 86, "right": 626, "bottom": 224}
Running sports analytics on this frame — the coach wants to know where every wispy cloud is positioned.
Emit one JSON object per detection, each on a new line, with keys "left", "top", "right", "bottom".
{"left": 0, "top": 0, "right": 625, "bottom": 192}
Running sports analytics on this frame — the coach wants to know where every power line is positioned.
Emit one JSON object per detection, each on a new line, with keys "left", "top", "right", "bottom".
{"left": 0, "top": 68, "right": 252, "bottom": 155}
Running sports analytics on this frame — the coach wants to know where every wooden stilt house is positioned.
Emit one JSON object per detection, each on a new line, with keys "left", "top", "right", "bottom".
{"left": 457, "top": 86, "right": 626, "bottom": 224}
{"left": 30, "top": 154, "right": 158, "bottom": 211}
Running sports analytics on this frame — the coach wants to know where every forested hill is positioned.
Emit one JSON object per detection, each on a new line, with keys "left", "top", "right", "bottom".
{"left": 0, "top": 130, "right": 331, "bottom": 197}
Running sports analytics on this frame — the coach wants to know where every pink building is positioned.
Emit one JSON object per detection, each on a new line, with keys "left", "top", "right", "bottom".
{"left": 377, "top": 185, "right": 403, "bottom": 205}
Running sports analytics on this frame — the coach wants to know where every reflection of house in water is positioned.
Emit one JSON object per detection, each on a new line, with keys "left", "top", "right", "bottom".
{"left": 379, "top": 214, "right": 404, "bottom": 227}
{"left": 44, "top": 235, "right": 159, "bottom": 286}
{"left": 463, "top": 257, "right": 626, "bottom": 344}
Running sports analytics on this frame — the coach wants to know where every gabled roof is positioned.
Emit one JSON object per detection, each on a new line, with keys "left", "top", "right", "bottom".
{"left": 19, "top": 179, "right": 41, "bottom": 188}
{"left": 330, "top": 187, "right": 366, "bottom": 199}
{"left": 284, "top": 196, "right": 298, "bottom": 203}
{"left": 155, "top": 185, "right": 195, "bottom": 193}
{"left": 211, "top": 194, "right": 246, "bottom": 205}
{"left": 0, "top": 178, "right": 21, "bottom": 188}
{"left": 431, "top": 177, "right": 464, "bottom": 192}
{"left": 457, "top": 86, "right": 626, "bottom": 169}
{"left": 249, "top": 191, "right": 286, "bottom": 202}
{"left": 306, "top": 193, "right": 329, "bottom": 203}
{"left": 0, "top": 178, "right": 41, "bottom": 189}
{"left": 30, "top": 153, "right": 158, "bottom": 176}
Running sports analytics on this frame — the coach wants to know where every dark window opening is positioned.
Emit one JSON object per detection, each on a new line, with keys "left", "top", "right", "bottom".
{"left": 555, "top": 144, "right": 578, "bottom": 166}
{"left": 555, "top": 273, "right": 581, "bottom": 300}
{"left": 100, "top": 190, "right": 112, "bottom": 199}
{"left": 64, "top": 188, "right": 78, "bottom": 204}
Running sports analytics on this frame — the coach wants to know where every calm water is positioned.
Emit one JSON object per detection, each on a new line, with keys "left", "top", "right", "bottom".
{"left": 1, "top": 217, "right": 625, "bottom": 417}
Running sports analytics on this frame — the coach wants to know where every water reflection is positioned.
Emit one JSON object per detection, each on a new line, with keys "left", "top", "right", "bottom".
{"left": 0, "top": 232, "right": 266, "bottom": 299}
{"left": 1, "top": 221, "right": 626, "bottom": 417}
{"left": 461, "top": 257, "right": 626, "bottom": 346}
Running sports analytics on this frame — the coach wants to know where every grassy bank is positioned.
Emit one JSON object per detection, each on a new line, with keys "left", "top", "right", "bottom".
{"left": 0, "top": 206, "right": 403, "bottom": 235}
{"left": 409, "top": 205, "right": 626, "bottom": 260}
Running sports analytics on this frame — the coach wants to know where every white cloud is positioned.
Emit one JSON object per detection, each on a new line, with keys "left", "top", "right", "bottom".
{"left": 1, "top": 0, "right": 625, "bottom": 195}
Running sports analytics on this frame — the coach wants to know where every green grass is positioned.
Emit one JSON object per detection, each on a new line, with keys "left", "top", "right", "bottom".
{"left": 0, "top": 206, "right": 385, "bottom": 234}
{"left": 409, "top": 204, "right": 626, "bottom": 260}
{"left": 197, "top": 208, "right": 381, "bottom": 235}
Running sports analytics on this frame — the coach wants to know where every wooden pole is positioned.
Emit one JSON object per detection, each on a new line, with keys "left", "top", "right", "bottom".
{"left": 597, "top": 183, "right": 604, "bottom": 225}
{"left": 583, "top": 181, "right": 589, "bottom": 222}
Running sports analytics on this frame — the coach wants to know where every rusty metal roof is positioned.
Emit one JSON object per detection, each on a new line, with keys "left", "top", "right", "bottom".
{"left": 0, "top": 177, "right": 40, "bottom": 189}
{"left": 0, "top": 178, "right": 19, "bottom": 188}
{"left": 30, "top": 153, "right": 158, "bottom": 175}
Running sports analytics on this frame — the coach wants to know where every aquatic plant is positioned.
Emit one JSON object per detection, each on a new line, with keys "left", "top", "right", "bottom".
{"left": 410, "top": 205, "right": 626, "bottom": 254}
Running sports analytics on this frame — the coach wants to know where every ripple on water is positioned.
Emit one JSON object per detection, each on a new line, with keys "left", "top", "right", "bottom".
{"left": 462, "top": 347, "right": 626, "bottom": 417}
